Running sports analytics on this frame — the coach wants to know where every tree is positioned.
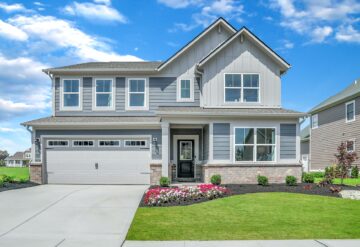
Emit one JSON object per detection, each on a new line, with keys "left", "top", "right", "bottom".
{"left": 0, "top": 150, "right": 9, "bottom": 166}
{"left": 334, "top": 142, "right": 358, "bottom": 185}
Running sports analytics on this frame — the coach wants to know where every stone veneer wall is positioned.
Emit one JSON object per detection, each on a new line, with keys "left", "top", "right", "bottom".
{"left": 150, "top": 164, "right": 162, "bottom": 185}
{"left": 30, "top": 164, "right": 43, "bottom": 184}
{"left": 202, "top": 164, "right": 302, "bottom": 184}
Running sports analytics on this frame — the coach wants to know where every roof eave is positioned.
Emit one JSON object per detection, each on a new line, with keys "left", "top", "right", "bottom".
{"left": 156, "top": 111, "right": 305, "bottom": 118}
{"left": 309, "top": 92, "right": 360, "bottom": 114}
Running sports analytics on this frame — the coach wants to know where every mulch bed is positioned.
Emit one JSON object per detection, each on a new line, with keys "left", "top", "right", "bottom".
{"left": 0, "top": 182, "right": 38, "bottom": 192}
{"left": 139, "top": 183, "right": 360, "bottom": 207}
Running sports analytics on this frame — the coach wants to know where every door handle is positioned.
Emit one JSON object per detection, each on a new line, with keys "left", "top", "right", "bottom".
{"left": 95, "top": 163, "right": 99, "bottom": 169}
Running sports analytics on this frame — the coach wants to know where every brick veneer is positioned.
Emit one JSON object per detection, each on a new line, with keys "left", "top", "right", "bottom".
{"left": 150, "top": 164, "right": 162, "bottom": 185}
{"left": 202, "top": 164, "right": 302, "bottom": 184}
{"left": 30, "top": 164, "right": 43, "bottom": 184}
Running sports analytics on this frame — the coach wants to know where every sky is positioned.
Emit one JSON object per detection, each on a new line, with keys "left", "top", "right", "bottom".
{"left": 0, "top": 0, "right": 359, "bottom": 154}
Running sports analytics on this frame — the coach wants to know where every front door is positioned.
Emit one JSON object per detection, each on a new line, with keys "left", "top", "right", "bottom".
{"left": 177, "top": 140, "right": 194, "bottom": 178}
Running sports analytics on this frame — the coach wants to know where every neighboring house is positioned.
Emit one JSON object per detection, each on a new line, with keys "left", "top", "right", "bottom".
{"left": 22, "top": 18, "right": 304, "bottom": 185}
{"left": 309, "top": 79, "right": 360, "bottom": 171}
{"left": 5, "top": 149, "right": 31, "bottom": 167}
{"left": 300, "top": 125, "right": 310, "bottom": 171}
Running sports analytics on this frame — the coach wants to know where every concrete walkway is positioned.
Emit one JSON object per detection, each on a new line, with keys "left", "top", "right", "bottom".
{"left": 124, "top": 240, "right": 360, "bottom": 247}
{"left": 0, "top": 185, "right": 147, "bottom": 247}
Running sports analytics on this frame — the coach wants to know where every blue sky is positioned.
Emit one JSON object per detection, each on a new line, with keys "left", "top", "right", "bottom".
{"left": 0, "top": 0, "right": 359, "bottom": 154}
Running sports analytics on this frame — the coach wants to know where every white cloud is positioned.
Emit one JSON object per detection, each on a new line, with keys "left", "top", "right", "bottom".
{"left": 63, "top": 1, "right": 127, "bottom": 23}
{"left": 0, "top": 127, "right": 23, "bottom": 132}
{"left": 0, "top": 2, "right": 27, "bottom": 13}
{"left": 283, "top": 40, "right": 294, "bottom": 49}
{"left": 311, "top": 26, "right": 333, "bottom": 43}
{"left": 93, "top": 0, "right": 111, "bottom": 5}
{"left": 336, "top": 25, "right": 360, "bottom": 43}
{"left": 0, "top": 20, "right": 28, "bottom": 41}
{"left": 157, "top": 0, "right": 201, "bottom": 9}
{"left": 33, "top": 2, "right": 44, "bottom": 6}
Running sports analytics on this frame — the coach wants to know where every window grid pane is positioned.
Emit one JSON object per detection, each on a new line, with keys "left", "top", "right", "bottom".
{"left": 96, "top": 80, "right": 112, "bottom": 93}
{"left": 347, "top": 103, "right": 354, "bottom": 121}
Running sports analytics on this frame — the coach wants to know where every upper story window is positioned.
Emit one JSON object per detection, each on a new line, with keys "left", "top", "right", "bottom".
{"left": 61, "top": 79, "right": 81, "bottom": 110}
{"left": 177, "top": 79, "right": 194, "bottom": 102}
{"left": 312, "top": 114, "right": 318, "bottom": 129}
{"left": 94, "top": 79, "right": 114, "bottom": 110}
{"left": 224, "top": 74, "right": 259, "bottom": 103}
{"left": 127, "top": 78, "right": 148, "bottom": 110}
{"left": 346, "top": 100, "right": 355, "bottom": 123}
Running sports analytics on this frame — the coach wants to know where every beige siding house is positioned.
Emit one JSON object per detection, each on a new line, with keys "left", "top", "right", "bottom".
{"left": 309, "top": 79, "right": 360, "bottom": 171}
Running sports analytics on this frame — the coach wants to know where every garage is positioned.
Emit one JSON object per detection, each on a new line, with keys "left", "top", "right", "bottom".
{"left": 45, "top": 138, "right": 151, "bottom": 184}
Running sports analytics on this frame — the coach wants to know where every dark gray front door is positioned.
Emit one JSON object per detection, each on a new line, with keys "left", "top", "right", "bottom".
{"left": 177, "top": 140, "right": 194, "bottom": 178}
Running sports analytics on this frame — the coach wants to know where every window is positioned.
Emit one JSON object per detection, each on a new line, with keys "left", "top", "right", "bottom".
{"left": 177, "top": 79, "right": 194, "bottom": 102}
{"left": 234, "top": 127, "right": 276, "bottom": 162}
{"left": 224, "top": 74, "right": 259, "bottom": 103}
{"left": 94, "top": 79, "right": 114, "bottom": 110}
{"left": 99, "top": 140, "right": 120, "bottom": 147}
{"left": 127, "top": 78, "right": 147, "bottom": 110}
{"left": 312, "top": 114, "right": 318, "bottom": 129}
{"left": 124, "top": 140, "right": 147, "bottom": 147}
{"left": 62, "top": 79, "right": 81, "bottom": 110}
{"left": 47, "top": 140, "right": 69, "bottom": 147}
{"left": 73, "top": 140, "right": 94, "bottom": 147}
{"left": 15, "top": 160, "right": 21, "bottom": 165}
{"left": 346, "top": 101, "right": 355, "bottom": 122}
{"left": 347, "top": 140, "right": 355, "bottom": 152}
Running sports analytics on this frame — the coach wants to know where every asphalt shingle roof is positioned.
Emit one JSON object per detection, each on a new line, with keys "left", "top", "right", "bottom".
{"left": 6, "top": 152, "right": 25, "bottom": 160}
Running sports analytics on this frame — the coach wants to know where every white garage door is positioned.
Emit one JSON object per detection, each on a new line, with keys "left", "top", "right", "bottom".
{"left": 46, "top": 149, "right": 151, "bottom": 184}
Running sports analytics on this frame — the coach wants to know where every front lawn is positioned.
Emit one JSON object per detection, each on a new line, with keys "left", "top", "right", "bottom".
{"left": 127, "top": 192, "right": 360, "bottom": 240}
{"left": 314, "top": 177, "right": 360, "bottom": 186}
{"left": 0, "top": 167, "right": 29, "bottom": 181}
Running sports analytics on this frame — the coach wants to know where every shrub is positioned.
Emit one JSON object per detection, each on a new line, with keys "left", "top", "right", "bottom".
{"left": 285, "top": 176, "right": 297, "bottom": 186}
{"left": 325, "top": 165, "right": 339, "bottom": 179}
{"left": 19, "top": 178, "right": 28, "bottom": 184}
{"left": 0, "top": 178, "right": 3, "bottom": 187}
{"left": 310, "top": 171, "right": 325, "bottom": 178}
{"left": 0, "top": 174, "right": 15, "bottom": 183}
{"left": 159, "top": 177, "right": 170, "bottom": 187}
{"left": 351, "top": 166, "right": 359, "bottom": 178}
{"left": 210, "top": 174, "right": 221, "bottom": 185}
{"left": 257, "top": 175, "right": 269, "bottom": 186}
{"left": 302, "top": 172, "right": 315, "bottom": 183}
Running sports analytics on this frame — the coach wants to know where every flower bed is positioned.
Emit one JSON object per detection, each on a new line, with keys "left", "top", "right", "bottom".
{"left": 144, "top": 184, "right": 230, "bottom": 206}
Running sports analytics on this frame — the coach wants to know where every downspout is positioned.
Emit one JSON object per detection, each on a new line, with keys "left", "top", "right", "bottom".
{"left": 44, "top": 70, "right": 54, "bottom": 116}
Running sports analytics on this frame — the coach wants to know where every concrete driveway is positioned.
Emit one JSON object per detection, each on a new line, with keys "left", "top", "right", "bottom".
{"left": 0, "top": 185, "right": 147, "bottom": 247}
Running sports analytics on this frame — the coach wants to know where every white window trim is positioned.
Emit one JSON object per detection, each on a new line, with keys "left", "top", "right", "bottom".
{"left": 346, "top": 100, "right": 356, "bottom": 123}
{"left": 72, "top": 140, "right": 95, "bottom": 147}
{"left": 346, "top": 139, "right": 356, "bottom": 153}
{"left": 224, "top": 73, "right": 261, "bottom": 104}
{"left": 60, "top": 78, "right": 82, "bottom": 111}
{"left": 233, "top": 126, "right": 277, "bottom": 163}
{"left": 125, "top": 78, "right": 149, "bottom": 111}
{"left": 177, "top": 78, "right": 194, "bottom": 102}
{"left": 312, "top": 114, "right": 318, "bottom": 129}
{"left": 47, "top": 140, "right": 69, "bottom": 147}
{"left": 98, "top": 140, "right": 121, "bottom": 147}
{"left": 92, "top": 78, "right": 115, "bottom": 111}
{"left": 124, "top": 139, "right": 147, "bottom": 147}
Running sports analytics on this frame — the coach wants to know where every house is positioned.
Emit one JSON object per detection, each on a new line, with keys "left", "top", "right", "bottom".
{"left": 309, "top": 79, "right": 359, "bottom": 171}
{"left": 22, "top": 18, "right": 304, "bottom": 185}
{"left": 5, "top": 149, "right": 31, "bottom": 167}
{"left": 300, "top": 125, "right": 310, "bottom": 171}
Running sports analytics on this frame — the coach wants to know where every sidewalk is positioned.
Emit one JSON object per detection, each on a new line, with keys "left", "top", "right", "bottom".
{"left": 123, "top": 240, "right": 360, "bottom": 247}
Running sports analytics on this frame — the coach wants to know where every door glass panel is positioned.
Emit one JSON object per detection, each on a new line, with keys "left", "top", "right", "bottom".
{"left": 180, "top": 141, "right": 192, "bottom": 160}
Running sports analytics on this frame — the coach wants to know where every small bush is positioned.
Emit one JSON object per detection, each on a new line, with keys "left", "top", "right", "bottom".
{"left": 0, "top": 178, "right": 3, "bottom": 187}
{"left": 351, "top": 166, "right": 359, "bottom": 178}
{"left": 159, "top": 177, "right": 170, "bottom": 187}
{"left": 302, "top": 172, "right": 315, "bottom": 183}
{"left": 19, "top": 178, "right": 28, "bottom": 184}
{"left": 0, "top": 174, "right": 15, "bottom": 183}
{"left": 210, "top": 174, "right": 221, "bottom": 185}
{"left": 285, "top": 176, "right": 297, "bottom": 186}
{"left": 257, "top": 175, "right": 269, "bottom": 186}
{"left": 310, "top": 171, "right": 325, "bottom": 178}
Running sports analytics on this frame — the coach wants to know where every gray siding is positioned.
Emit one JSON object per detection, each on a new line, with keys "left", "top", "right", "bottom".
{"left": 213, "top": 123, "right": 230, "bottom": 160}
{"left": 170, "top": 128, "right": 203, "bottom": 161}
{"left": 35, "top": 129, "right": 162, "bottom": 160}
{"left": 280, "top": 124, "right": 296, "bottom": 159}
{"left": 311, "top": 96, "right": 360, "bottom": 170}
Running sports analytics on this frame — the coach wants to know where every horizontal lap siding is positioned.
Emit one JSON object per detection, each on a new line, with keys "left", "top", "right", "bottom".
{"left": 280, "top": 124, "right": 296, "bottom": 159}
{"left": 213, "top": 123, "right": 230, "bottom": 160}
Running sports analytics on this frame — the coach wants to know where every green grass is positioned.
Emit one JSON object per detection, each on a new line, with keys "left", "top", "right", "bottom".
{"left": 127, "top": 193, "right": 360, "bottom": 240}
{"left": 0, "top": 167, "right": 29, "bottom": 181}
{"left": 314, "top": 177, "right": 360, "bottom": 186}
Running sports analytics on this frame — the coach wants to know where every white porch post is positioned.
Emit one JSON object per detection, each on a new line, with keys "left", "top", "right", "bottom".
{"left": 161, "top": 122, "right": 170, "bottom": 177}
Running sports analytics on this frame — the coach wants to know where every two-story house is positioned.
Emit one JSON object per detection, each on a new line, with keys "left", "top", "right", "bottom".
{"left": 22, "top": 18, "right": 304, "bottom": 185}
{"left": 309, "top": 79, "right": 360, "bottom": 171}
{"left": 5, "top": 149, "right": 31, "bottom": 167}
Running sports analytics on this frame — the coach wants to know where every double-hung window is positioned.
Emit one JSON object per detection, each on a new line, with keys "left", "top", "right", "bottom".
{"left": 346, "top": 140, "right": 355, "bottom": 152}
{"left": 224, "top": 74, "right": 259, "bottom": 103}
{"left": 177, "top": 79, "right": 194, "bottom": 102}
{"left": 94, "top": 79, "right": 114, "bottom": 110}
{"left": 235, "top": 127, "right": 276, "bottom": 162}
{"left": 127, "top": 78, "right": 147, "bottom": 110}
{"left": 312, "top": 114, "right": 318, "bottom": 129}
{"left": 62, "top": 79, "right": 81, "bottom": 110}
{"left": 346, "top": 100, "right": 355, "bottom": 123}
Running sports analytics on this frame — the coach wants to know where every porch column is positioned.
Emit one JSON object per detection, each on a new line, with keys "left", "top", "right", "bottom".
{"left": 161, "top": 122, "right": 170, "bottom": 177}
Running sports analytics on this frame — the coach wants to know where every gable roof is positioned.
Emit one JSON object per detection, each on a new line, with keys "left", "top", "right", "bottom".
{"left": 5, "top": 152, "right": 25, "bottom": 160}
{"left": 197, "top": 27, "right": 291, "bottom": 74}
{"left": 156, "top": 17, "right": 237, "bottom": 71}
{"left": 309, "top": 79, "right": 360, "bottom": 114}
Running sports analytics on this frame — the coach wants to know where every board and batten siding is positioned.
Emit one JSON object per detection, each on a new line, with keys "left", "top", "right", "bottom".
{"left": 213, "top": 123, "right": 230, "bottom": 160}
{"left": 311, "top": 96, "right": 360, "bottom": 170}
{"left": 202, "top": 36, "right": 282, "bottom": 108}
{"left": 280, "top": 124, "right": 297, "bottom": 159}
